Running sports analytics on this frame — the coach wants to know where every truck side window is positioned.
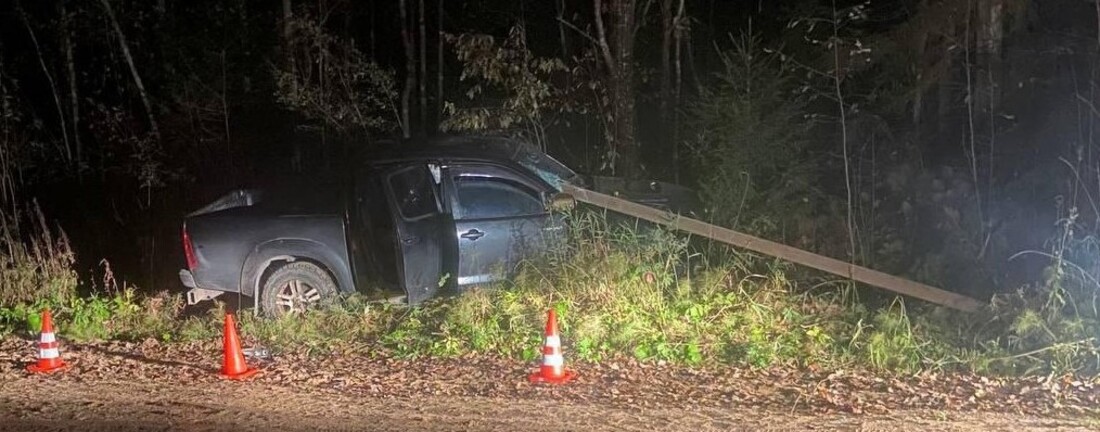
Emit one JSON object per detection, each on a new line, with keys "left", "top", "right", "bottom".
{"left": 452, "top": 175, "right": 544, "bottom": 220}
{"left": 387, "top": 166, "right": 439, "bottom": 220}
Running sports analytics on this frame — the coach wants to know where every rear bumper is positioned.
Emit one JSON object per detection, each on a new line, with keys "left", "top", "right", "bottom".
{"left": 180, "top": 269, "right": 224, "bottom": 305}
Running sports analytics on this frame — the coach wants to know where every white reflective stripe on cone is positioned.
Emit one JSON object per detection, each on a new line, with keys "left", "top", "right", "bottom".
{"left": 39, "top": 348, "right": 59, "bottom": 359}
{"left": 542, "top": 353, "right": 564, "bottom": 367}
{"left": 543, "top": 335, "right": 560, "bottom": 348}
{"left": 40, "top": 332, "right": 56, "bottom": 343}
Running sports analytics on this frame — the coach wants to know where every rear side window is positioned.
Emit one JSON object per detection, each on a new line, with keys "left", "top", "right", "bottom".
{"left": 387, "top": 166, "right": 440, "bottom": 220}
{"left": 452, "top": 176, "right": 545, "bottom": 220}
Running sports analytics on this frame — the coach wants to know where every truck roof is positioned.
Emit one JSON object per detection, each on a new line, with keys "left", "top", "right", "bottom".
{"left": 357, "top": 134, "right": 580, "bottom": 188}
{"left": 361, "top": 134, "right": 534, "bottom": 163}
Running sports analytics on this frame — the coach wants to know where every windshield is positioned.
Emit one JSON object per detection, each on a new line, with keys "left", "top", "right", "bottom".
{"left": 507, "top": 142, "right": 580, "bottom": 190}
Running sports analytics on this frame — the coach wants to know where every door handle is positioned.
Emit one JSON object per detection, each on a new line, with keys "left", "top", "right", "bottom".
{"left": 460, "top": 229, "right": 484, "bottom": 241}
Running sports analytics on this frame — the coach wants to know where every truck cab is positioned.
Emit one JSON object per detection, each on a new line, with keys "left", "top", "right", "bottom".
{"left": 348, "top": 138, "right": 573, "bottom": 305}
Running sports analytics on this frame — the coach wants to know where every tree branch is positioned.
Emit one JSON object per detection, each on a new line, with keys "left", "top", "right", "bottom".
{"left": 99, "top": 0, "right": 161, "bottom": 142}
{"left": 18, "top": 4, "right": 72, "bottom": 164}
{"left": 556, "top": 17, "right": 600, "bottom": 47}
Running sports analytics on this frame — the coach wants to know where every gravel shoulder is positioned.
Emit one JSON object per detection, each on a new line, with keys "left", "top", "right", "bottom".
{"left": 2, "top": 336, "right": 1098, "bottom": 431}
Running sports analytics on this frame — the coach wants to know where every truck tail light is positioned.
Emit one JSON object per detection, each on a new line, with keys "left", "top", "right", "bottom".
{"left": 182, "top": 224, "right": 198, "bottom": 271}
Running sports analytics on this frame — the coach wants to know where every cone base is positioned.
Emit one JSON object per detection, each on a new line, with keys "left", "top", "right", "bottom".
{"left": 27, "top": 361, "right": 67, "bottom": 374}
{"left": 218, "top": 367, "right": 261, "bottom": 381}
{"left": 528, "top": 369, "right": 577, "bottom": 385}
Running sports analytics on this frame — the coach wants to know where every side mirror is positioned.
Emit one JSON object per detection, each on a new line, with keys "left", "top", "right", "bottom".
{"left": 548, "top": 192, "right": 576, "bottom": 212}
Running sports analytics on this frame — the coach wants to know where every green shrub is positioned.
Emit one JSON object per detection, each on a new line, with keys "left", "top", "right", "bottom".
{"left": 683, "top": 32, "right": 821, "bottom": 241}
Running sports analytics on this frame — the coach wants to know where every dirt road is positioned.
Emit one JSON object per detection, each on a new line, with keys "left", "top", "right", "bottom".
{"left": 2, "top": 337, "right": 1098, "bottom": 431}
{"left": 1, "top": 378, "right": 1094, "bottom": 432}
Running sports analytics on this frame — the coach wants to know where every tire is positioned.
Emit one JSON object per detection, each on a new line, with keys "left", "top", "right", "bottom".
{"left": 259, "top": 261, "right": 338, "bottom": 318}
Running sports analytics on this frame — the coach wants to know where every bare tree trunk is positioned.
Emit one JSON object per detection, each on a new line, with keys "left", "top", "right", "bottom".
{"left": 912, "top": 0, "right": 929, "bottom": 130}
{"left": 556, "top": 0, "right": 569, "bottom": 56}
{"left": 61, "top": 2, "right": 81, "bottom": 169}
{"left": 684, "top": 23, "right": 701, "bottom": 95}
{"left": 831, "top": 0, "right": 856, "bottom": 262}
{"left": 399, "top": 0, "right": 414, "bottom": 138}
{"left": 977, "top": 0, "right": 1005, "bottom": 111}
{"left": 936, "top": 61, "right": 952, "bottom": 134}
{"left": 369, "top": 0, "right": 376, "bottom": 58}
{"left": 316, "top": 1, "right": 328, "bottom": 169}
{"left": 593, "top": 0, "right": 638, "bottom": 176}
{"left": 593, "top": 0, "right": 617, "bottom": 75}
{"left": 964, "top": 0, "right": 986, "bottom": 245}
{"left": 672, "top": 0, "right": 685, "bottom": 183}
{"left": 100, "top": 0, "right": 161, "bottom": 142}
{"left": 282, "top": 0, "right": 302, "bottom": 172}
{"left": 19, "top": 5, "right": 72, "bottom": 164}
{"left": 283, "top": 0, "right": 297, "bottom": 95}
{"left": 660, "top": 0, "right": 672, "bottom": 107}
{"left": 220, "top": 49, "right": 232, "bottom": 168}
{"left": 419, "top": 0, "right": 428, "bottom": 135}
{"left": 437, "top": 0, "right": 444, "bottom": 125}
{"left": 611, "top": 0, "right": 638, "bottom": 177}
{"left": 660, "top": 0, "right": 673, "bottom": 165}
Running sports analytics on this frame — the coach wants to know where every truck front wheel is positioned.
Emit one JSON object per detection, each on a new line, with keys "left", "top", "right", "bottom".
{"left": 260, "top": 261, "right": 338, "bottom": 317}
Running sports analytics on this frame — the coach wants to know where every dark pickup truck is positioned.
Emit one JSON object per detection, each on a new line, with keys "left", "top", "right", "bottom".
{"left": 179, "top": 135, "right": 700, "bottom": 317}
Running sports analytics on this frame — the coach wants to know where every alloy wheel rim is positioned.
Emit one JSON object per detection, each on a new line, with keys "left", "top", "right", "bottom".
{"left": 274, "top": 279, "right": 321, "bottom": 314}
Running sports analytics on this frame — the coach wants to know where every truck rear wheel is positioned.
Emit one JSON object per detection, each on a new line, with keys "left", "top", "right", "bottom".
{"left": 260, "top": 261, "right": 338, "bottom": 318}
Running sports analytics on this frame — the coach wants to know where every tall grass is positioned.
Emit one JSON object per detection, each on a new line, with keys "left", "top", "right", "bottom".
{"left": 971, "top": 204, "right": 1100, "bottom": 376}
{"left": 0, "top": 201, "right": 196, "bottom": 340}
{"left": 0, "top": 203, "right": 78, "bottom": 309}
{"left": 350, "top": 208, "right": 961, "bottom": 372}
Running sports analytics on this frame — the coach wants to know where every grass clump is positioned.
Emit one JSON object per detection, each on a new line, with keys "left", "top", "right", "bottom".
{"left": 0, "top": 205, "right": 79, "bottom": 311}
{"left": 235, "top": 295, "right": 404, "bottom": 355}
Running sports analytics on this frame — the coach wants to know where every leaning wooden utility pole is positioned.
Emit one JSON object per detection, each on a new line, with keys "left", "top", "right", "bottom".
{"left": 561, "top": 184, "right": 986, "bottom": 312}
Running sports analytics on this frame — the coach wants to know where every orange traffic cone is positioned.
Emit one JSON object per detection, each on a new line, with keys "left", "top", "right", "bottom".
{"left": 26, "top": 308, "right": 67, "bottom": 374}
{"left": 218, "top": 313, "right": 260, "bottom": 380}
{"left": 528, "top": 309, "right": 577, "bottom": 384}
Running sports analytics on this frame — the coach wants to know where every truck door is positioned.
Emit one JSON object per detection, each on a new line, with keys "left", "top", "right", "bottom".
{"left": 383, "top": 164, "right": 446, "bottom": 304}
{"left": 441, "top": 164, "right": 563, "bottom": 287}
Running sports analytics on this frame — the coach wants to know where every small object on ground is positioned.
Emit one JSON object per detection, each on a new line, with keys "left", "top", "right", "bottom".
{"left": 528, "top": 309, "right": 577, "bottom": 385}
{"left": 243, "top": 346, "right": 271, "bottom": 360}
{"left": 218, "top": 313, "right": 260, "bottom": 380}
{"left": 26, "top": 308, "right": 68, "bottom": 374}
{"left": 385, "top": 294, "right": 408, "bottom": 305}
